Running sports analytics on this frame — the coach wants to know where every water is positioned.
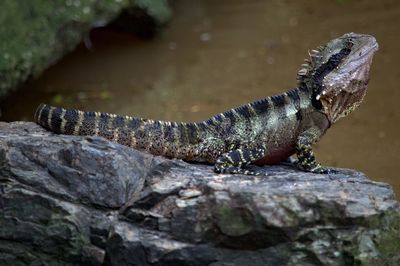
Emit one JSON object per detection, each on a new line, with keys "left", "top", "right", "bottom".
{"left": 1, "top": 0, "right": 399, "bottom": 197}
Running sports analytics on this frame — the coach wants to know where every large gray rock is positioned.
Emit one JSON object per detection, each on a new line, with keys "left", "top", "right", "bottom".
{"left": 0, "top": 122, "right": 399, "bottom": 265}
{"left": 0, "top": 0, "right": 171, "bottom": 97}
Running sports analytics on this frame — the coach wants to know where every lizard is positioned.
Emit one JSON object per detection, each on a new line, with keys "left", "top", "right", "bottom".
{"left": 34, "top": 32, "right": 378, "bottom": 175}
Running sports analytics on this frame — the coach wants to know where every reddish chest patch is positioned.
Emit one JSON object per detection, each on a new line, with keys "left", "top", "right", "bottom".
{"left": 254, "top": 147, "right": 295, "bottom": 165}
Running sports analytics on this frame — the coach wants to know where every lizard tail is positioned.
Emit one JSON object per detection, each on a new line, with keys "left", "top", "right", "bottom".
{"left": 34, "top": 104, "right": 202, "bottom": 159}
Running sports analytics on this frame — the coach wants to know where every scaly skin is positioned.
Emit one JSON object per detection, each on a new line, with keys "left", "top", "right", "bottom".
{"left": 34, "top": 33, "right": 378, "bottom": 175}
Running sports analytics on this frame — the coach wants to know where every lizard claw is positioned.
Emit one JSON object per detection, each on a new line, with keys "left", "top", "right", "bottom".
{"left": 315, "top": 167, "right": 339, "bottom": 175}
{"left": 293, "top": 160, "right": 338, "bottom": 175}
{"left": 306, "top": 165, "right": 339, "bottom": 175}
{"left": 214, "top": 166, "right": 262, "bottom": 175}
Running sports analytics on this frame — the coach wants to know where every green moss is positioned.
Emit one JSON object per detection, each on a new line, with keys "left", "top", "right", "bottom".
{"left": 0, "top": 0, "right": 171, "bottom": 98}
{"left": 215, "top": 205, "right": 254, "bottom": 236}
{"left": 132, "top": 0, "right": 171, "bottom": 24}
{"left": 375, "top": 210, "right": 400, "bottom": 264}
{"left": 343, "top": 209, "right": 400, "bottom": 265}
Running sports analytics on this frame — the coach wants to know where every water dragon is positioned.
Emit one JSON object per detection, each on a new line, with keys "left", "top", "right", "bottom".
{"left": 35, "top": 33, "right": 379, "bottom": 175}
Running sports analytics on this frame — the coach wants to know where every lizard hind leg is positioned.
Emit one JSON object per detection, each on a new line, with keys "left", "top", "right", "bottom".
{"left": 214, "top": 145, "right": 267, "bottom": 175}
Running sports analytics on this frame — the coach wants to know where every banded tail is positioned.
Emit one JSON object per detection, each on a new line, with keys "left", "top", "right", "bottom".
{"left": 34, "top": 104, "right": 203, "bottom": 160}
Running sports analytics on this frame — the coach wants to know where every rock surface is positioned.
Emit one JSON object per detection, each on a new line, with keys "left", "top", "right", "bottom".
{"left": 0, "top": 122, "right": 399, "bottom": 265}
{"left": 0, "top": 0, "right": 171, "bottom": 97}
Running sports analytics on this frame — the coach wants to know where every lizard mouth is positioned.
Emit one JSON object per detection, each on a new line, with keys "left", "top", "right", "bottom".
{"left": 349, "top": 41, "right": 379, "bottom": 62}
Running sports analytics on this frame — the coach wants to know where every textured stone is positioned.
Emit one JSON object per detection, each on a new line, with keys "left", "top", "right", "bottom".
{"left": 0, "top": 122, "right": 399, "bottom": 265}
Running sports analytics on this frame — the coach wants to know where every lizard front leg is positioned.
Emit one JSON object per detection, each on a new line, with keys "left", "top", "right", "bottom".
{"left": 295, "top": 127, "right": 333, "bottom": 174}
{"left": 214, "top": 144, "right": 267, "bottom": 175}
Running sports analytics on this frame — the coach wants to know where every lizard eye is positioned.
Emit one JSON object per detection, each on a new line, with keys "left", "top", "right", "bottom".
{"left": 346, "top": 39, "right": 354, "bottom": 49}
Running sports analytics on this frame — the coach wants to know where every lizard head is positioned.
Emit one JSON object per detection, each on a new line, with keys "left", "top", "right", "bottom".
{"left": 297, "top": 33, "right": 379, "bottom": 123}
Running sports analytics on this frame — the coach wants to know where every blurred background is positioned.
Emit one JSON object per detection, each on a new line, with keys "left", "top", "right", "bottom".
{"left": 0, "top": 0, "right": 399, "bottom": 197}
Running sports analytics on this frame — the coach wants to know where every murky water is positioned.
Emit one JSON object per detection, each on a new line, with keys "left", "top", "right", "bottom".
{"left": 1, "top": 0, "right": 399, "bottom": 197}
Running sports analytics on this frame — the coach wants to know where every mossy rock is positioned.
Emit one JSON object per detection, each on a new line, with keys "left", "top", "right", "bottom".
{"left": 0, "top": 0, "right": 171, "bottom": 98}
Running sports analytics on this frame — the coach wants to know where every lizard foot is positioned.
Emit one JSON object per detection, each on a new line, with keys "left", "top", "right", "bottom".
{"left": 214, "top": 165, "right": 261, "bottom": 175}
{"left": 312, "top": 167, "right": 339, "bottom": 175}
{"left": 294, "top": 161, "right": 338, "bottom": 175}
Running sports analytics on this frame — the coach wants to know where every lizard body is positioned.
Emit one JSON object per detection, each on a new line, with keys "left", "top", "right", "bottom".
{"left": 35, "top": 33, "right": 378, "bottom": 175}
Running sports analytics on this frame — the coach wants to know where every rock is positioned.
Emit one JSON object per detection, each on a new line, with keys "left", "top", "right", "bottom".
{"left": 0, "top": 0, "right": 172, "bottom": 98}
{"left": 0, "top": 122, "right": 399, "bottom": 265}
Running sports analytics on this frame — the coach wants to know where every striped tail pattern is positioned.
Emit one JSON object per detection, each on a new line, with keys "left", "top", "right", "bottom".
{"left": 34, "top": 104, "right": 204, "bottom": 160}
